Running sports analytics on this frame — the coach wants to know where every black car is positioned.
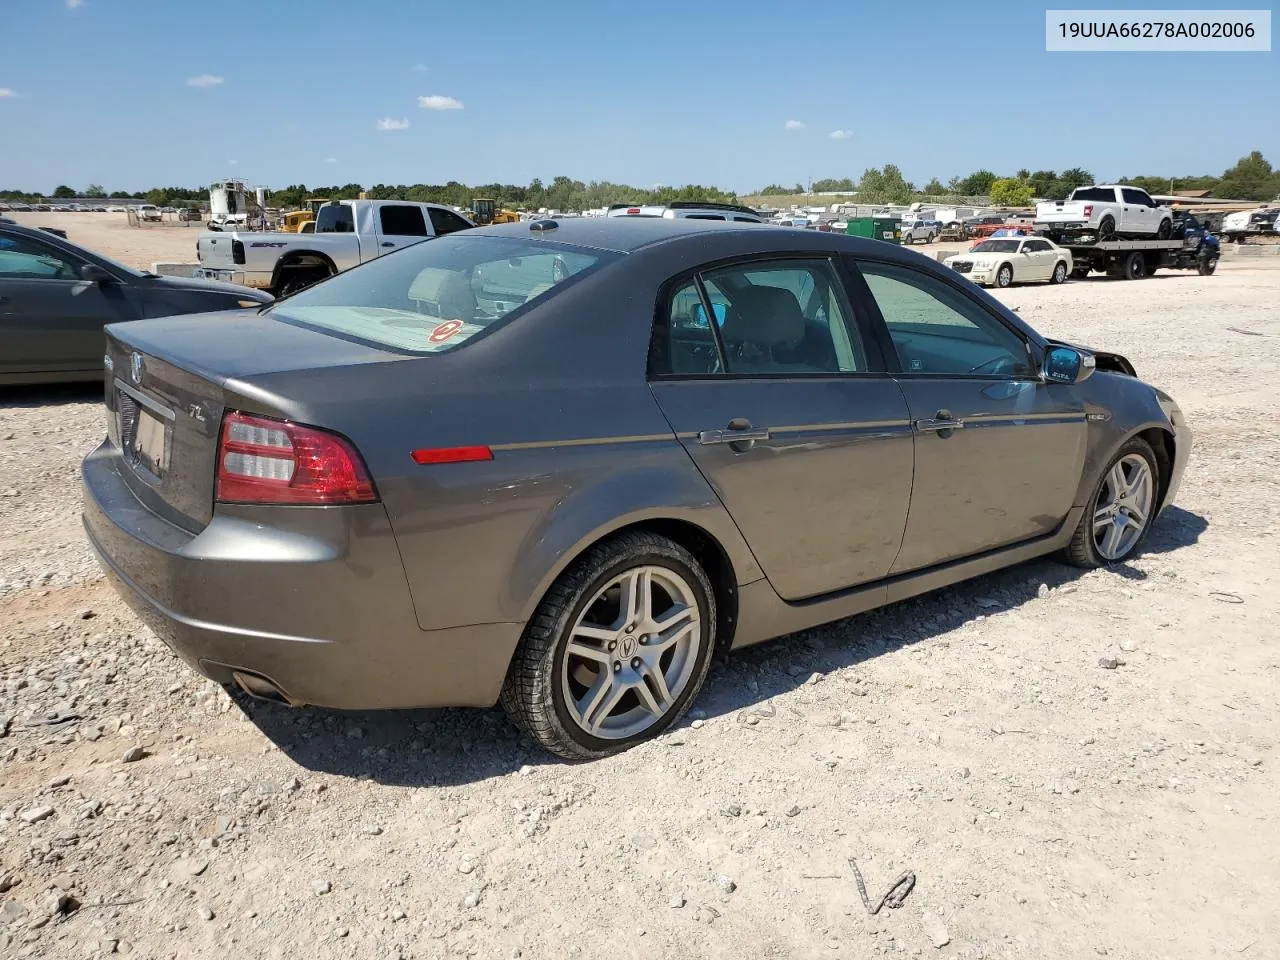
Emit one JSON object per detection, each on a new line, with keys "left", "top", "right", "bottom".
{"left": 0, "top": 221, "right": 273, "bottom": 385}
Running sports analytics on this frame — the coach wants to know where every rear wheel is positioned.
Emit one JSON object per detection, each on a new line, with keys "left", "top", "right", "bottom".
{"left": 995, "top": 264, "right": 1013, "bottom": 288}
{"left": 1064, "top": 439, "right": 1159, "bottom": 568}
{"left": 1123, "top": 251, "right": 1146, "bottom": 280}
{"left": 1198, "top": 253, "right": 1218, "bottom": 275}
{"left": 1050, "top": 261, "right": 1068, "bottom": 284}
{"left": 1098, "top": 215, "right": 1116, "bottom": 241}
{"left": 1156, "top": 218, "right": 1172, "bottom": 240}
{"left": 500, "top": 531, "right": 716, "bottom": 760}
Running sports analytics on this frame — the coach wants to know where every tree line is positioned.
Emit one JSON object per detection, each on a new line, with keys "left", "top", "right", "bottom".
{"left": 760, "top": 151, "right": 1279, "bottom": 206}
{"left": 3, "top": 151, "right": 1276, "bottom": 212}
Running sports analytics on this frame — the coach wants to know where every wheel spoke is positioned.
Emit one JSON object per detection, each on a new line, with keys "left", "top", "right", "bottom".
{"left": 1124, "top": 501, "right": 1148, "bottom": 527}
{"left": 619, "top": 568, "right": 653, "bottom": 628}
{"left": 1093, "top": 506, "right": 1114, "bottom": 530}
{"left": 651, "top": 602, "right": 694, "bottom": 635}
{"left": 1125, "top": 468, "right": 1149, "bottom": 501}
{"left": 580, "top": 675, "right": 626, "bottom": 735}
{"left": 634, "top": 662, "right": 673, "bottom": 718}
{"left": 573, "top": 623, "right": 617, "bottom": 642}
{"left": 566, "top": 639, "right": 612, "bottom": 664}
{"left": 649, "top": 619, "right": 697, "bottom": 653}
{"left": 1107, "top": 462, "right": 1128, "bottom": 500}
{"left": 1100, "top": 520, "right": 1124, "bottom": 558}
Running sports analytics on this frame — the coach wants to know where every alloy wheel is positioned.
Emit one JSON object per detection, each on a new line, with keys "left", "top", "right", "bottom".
{"left": 559, "top": 565, "right": 702, "bottom": 740}
{"left": 1092, "top": 454, "right": 1154, "bottom": 560}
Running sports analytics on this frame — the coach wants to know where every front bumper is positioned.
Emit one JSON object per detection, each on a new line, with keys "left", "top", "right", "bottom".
{"left": 81, "top": 440, "right": 522, "bottom": 710}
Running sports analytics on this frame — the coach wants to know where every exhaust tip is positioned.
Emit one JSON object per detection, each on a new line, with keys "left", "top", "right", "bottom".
{"left": 231, "top": 670, "right": 294, "bottom": 705}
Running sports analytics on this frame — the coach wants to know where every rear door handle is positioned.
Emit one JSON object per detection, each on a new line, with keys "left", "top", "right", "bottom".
{"left": 380, "top": 241, "right": 396, "bottom": 248}
{"left": 914, "top": 409, "right": 964, "bottom": 435}
{"left": 699, "top": 427, "right": 770, "bottom": 445}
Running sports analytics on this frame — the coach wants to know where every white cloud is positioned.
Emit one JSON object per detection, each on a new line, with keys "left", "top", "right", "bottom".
{"left": 418, "top": 94, "right": 463, "bottom": 111}
{"left": 324, "top": 157, "right": 338, "bottom": 163}
{"left": 228, "top": 159, "right": 237, "bottom": 165}
{"left": 411, "top": 63, "right": 427, "bottom": 72}
{"left": 0, "top": 88, "right": 17, "bottom": 98}
{"left": 829, "top": 129, "right": 852, "bottom": 140}
{"left": 66, "top": 0, "right": 84, "bottom": 8}
{"left": 784, "top": 119, "right": 806, "bottom": 130}
{"left": 376, "top": 117, "right": 410, "bottom": 131}
{"left": 187, "top": 74, "right": 225, "bottom": 88}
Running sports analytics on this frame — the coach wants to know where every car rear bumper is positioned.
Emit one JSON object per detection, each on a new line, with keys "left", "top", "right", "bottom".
{"left": 1163, "top": 417, "right": 1192, "bottom": 513}
{"left": 81, "top": 440, "right": 522, "bottom": 710}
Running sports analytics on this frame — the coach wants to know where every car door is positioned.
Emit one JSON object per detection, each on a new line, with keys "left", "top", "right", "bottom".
{"left": 374, "top": 204, "right": 432, "bottom": 255}
{"left": 847, "top": 257, "right": 1087, "bottom": 574}
{"left": 1022, "top": 239, "right": 1054, "bottom": 279}
{"left": 647, "top": 256, "right": 915, "bottom": 600}
{"left": 0, "top": 230, "right": 139, "bottom": 377}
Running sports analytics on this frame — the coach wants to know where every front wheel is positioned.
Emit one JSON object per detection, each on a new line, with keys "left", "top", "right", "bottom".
{"left": 995, "top": 264, "right": 1013, "bottom": 288}
{"left": 500, "top": 531, "right": 716, "bottom": 760}
{"left": 1063, "top": 439, "right": 1160, "bottom": 568}
{"left": 1050, "top": 261, "right": 1068, "bottom": 284}
{"left": 1198, "top": 254, "right": 1218, "bottom": 275}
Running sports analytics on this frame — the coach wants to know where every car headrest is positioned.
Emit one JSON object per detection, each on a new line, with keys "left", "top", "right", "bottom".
{"left": 720, "top": 285, "right": 804, "bottom": 345}
{"left": 408, "top": 268, "right": 476, "bottom": 318}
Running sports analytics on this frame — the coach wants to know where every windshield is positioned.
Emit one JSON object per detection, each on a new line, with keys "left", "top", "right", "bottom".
{"left": 970, "top": 240, "right": 1021, "bottom": 253}
{"left": 267, "top": 235, "right": 616, "bottom": 354}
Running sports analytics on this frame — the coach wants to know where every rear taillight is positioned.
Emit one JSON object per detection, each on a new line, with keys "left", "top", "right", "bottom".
{"left": 1083, "top": 204, "right": 1093, "bottom": 217}
{"left": 231, "top": 239, "right": 246, "bottom": 264}
{"left": 216, "top": 411, "right": 376, "bottom": 505}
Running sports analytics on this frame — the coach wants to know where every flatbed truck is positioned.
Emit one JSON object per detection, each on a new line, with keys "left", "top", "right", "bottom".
{"left": 1051, "top": 214, "right": 1221, "bottom": 281}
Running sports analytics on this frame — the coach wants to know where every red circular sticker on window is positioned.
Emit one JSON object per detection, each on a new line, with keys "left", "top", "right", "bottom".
{"left": 428, "top": 319, "right": 464, "bottom": 343}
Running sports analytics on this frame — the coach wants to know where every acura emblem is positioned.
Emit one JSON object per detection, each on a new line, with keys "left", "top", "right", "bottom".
{"left": 130, "top": 352, "right": 144, "bottom": 385}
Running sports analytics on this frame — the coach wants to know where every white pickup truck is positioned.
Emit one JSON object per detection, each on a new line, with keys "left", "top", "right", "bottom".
{"left": 194, "top": 199, "right": 476, "bottom": 296}
{"left": 1035, "top": 185, "right": 1173, "bottom": 241}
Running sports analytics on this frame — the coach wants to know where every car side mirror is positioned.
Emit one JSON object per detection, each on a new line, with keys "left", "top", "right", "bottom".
{"left": 1043, "top": 345, "right": 1095, "bottom": 384}
{"left": 80, "top": 263, "right": 113, "bottom": 284}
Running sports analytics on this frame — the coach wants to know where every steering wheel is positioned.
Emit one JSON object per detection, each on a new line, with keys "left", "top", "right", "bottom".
{"left": 969, "top": 354, "right": 1016, "bottom": 376}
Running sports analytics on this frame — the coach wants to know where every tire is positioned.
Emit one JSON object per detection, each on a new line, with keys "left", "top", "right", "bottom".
{"left": 1156, "top": 218, "right": 1172, "bottom": 240}
{"left": 1123, "top": 251, "right": 1146, "bottom": 280}
{"left": 1098, "top": 215, "right": 1116, "bottom": 241}
{"left": 995, "top": 264, "right": 1013, "bottom": 288}
{"left": 1050, "top": 261, "right": 1068, "bottom": 284}
{"left": 500, "top": 531, "right": 716, "bottom": 760}
{"left": 1198, "top": 254, "right": 1218, "bottom": 276}
{"left": 1071, "top": 266, "right": 1091, "bottom": 280}
{"left": 1063, "top": 438, "right": 1160, "bottom": 568}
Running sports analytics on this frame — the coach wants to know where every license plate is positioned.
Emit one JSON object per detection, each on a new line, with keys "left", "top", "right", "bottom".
{"left": 133, "top": 408, "right": 168, "bottom": 476}
{"left": 196, "top": 268, "right": 232, "bottom": 281}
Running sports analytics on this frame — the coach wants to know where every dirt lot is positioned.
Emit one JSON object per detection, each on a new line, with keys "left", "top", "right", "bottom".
{"left": 1, "top": 223, "right": 1278, "bottom": 960}
{"left": 5, "top": 212, "right": 211, "bottom": 272}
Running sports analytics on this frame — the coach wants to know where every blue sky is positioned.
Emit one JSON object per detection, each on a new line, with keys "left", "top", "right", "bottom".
{"left": 0, "top": 0, "right": 1275, "bottom": 193}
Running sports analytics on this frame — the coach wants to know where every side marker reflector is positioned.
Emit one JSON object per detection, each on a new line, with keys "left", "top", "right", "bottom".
{"left": 411, "top": 446, "right": 494, "bottom": 465}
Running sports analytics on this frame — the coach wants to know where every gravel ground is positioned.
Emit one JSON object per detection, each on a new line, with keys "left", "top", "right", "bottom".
{"left": 1, "top": 247, "right": 1278, "bottom": 960}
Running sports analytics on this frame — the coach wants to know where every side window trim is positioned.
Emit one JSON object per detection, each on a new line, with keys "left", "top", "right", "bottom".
{"left": 692, "top": 273, "right": 728, "bottom": 373}
{"left": 843, "top": 256, "right": 1039, "bottom": 380}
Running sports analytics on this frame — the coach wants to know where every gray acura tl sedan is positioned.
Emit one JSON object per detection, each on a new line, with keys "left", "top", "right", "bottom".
{"left": 82, "top": 218, "right": 1190, "bottom": 759}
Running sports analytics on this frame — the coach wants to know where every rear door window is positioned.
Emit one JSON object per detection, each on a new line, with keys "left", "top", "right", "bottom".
{"left": 428, "top": 207, "right": 474, "bottom": 236}
{"left": 379, "top": 205, "right": 429, "bottom": 237}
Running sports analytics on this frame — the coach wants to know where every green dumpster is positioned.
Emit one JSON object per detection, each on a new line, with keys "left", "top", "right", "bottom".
{"left": 846, "top": 216, "right": 902, "bottom": 243}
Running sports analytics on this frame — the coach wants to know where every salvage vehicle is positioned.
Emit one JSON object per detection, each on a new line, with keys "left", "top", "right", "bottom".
{"left": 1036, "top": 185, "right": 1173, "bottom": 241}
{"left": 0, "top": 221, "right": 270, "bottom": 385}
{"left": 1221, "top": 207, "right": 1277, "bottom": 243}
{"left": 945, "top": 236, "right": 1073, "bottom": 287}
{"left": 1062, "top": 211, "right": 1220, "bottom": 280}
{"left": 194, "top": 199, "right": 476, "bottom": 296}
{"left": 83, "top": 218, "right": 1189, "bottom": 759}
{"left": 900, "top": 219, "right": 940, "bottom": 244}
{"left": 135, "top": 204, "right": 164, "bottom": 223}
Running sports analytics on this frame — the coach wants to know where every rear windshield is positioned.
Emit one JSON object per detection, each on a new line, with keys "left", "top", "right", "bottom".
{"left": 1070, "top": 187, "right": 1114, "bottom": 202}
{"left": 267, "top": 235, "right": 615, "bottom": 353}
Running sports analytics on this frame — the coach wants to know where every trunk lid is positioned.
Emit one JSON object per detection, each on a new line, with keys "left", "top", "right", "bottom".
{"left": 104, "top": 311, "right": 406, "bottom": 531}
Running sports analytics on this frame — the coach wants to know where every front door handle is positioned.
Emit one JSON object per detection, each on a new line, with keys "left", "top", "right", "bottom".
{"left": 381, "top": 241, "right": 396, "bottom": 248}
{"left": 699, "top": 418, "right": 770, "bottom": 450}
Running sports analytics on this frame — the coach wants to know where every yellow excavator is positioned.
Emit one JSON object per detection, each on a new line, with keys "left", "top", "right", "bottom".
{"left": 280, "top": 197, "right": 332, "bottom": 233}
{"left": 468, "top": 198, "right": 521, "bottom": 225}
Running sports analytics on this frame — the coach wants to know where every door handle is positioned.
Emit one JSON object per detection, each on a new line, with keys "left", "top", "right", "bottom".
{"left": 699, "top": 418, "right": 770, "bottom": 448}
{"left": 914, "top": 409, "right": 965, "bottom": 435}
{"left": 381, "top": 241, "right": 396, "bottom": 248}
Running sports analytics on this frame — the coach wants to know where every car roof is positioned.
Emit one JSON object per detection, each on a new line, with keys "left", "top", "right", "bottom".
{"left": 466, "top": 217, "right": 779, "bottom": 253}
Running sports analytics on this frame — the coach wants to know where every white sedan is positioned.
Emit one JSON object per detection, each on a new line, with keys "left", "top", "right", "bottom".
{"left": 944, "top": 236, "right": 1073, "bottom": 288}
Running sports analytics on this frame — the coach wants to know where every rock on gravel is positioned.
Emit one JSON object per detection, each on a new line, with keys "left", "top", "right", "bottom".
{"left": 921, "top": 911, "right": 950, "bottom": 948}
{"left": 19, "top": 805, "right": 55, "bottom": 824}
{"left": 120, "top": 746, "right": 146, "bottom": 763}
